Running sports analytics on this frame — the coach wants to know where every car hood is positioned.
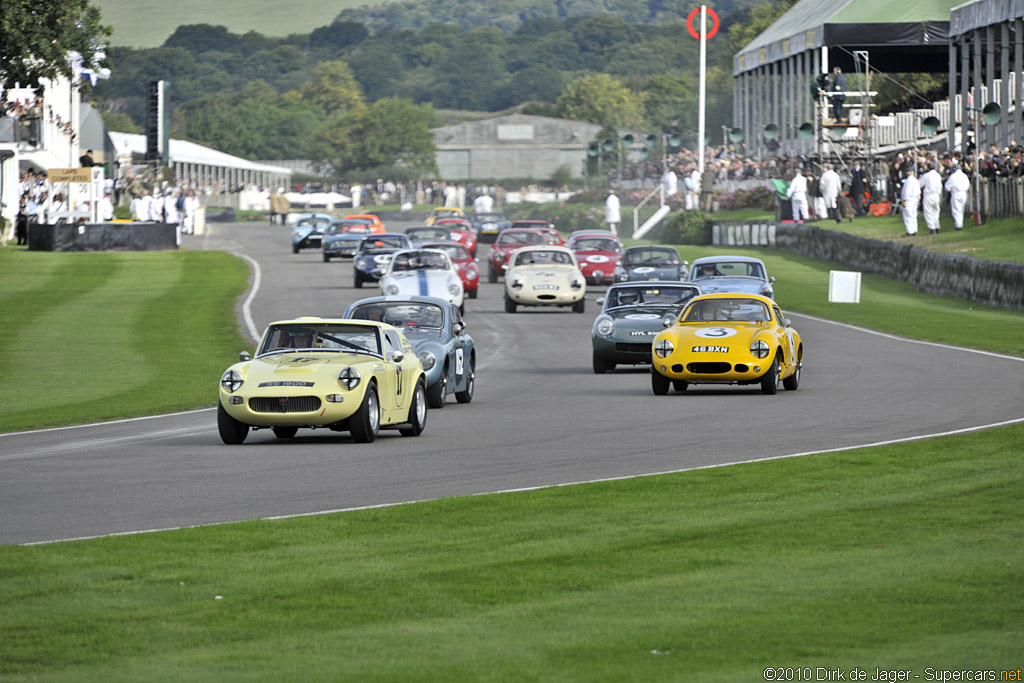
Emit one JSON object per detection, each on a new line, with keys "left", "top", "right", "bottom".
{"left": 383, "top": 270, "right": 457, "bottom": 294}
{"left": 600, "top": 308, "right": 676, "bottom": 340}
{"left": 662, "top": 322, "right": 770, "bottom": 347}
{"left": 509, "top": 264, "right": 580, "bottom": 280}
{"left": 324, "top": 233, "right": 364, "bottom": 244}
{"left": 241, "top": 351, "right": 382, "bottom": 382}
{"left": 624, "top": 264, "right": 679, "bottom": 277}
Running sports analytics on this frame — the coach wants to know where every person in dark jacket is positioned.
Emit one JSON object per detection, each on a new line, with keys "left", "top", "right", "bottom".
{"left": 849, "top": 162, "right": 869, "bottom": 216}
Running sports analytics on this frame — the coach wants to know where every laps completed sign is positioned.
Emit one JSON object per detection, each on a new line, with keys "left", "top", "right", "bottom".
{"left": 686, "top": 7, "right": 719, "bottom": 39}
{"left": 48, "top": 168, "right": 94, "bottom": 183}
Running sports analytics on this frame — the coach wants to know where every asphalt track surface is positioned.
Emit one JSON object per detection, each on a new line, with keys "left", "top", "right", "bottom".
{"left": 2, "top": 218, "right": 1023, "bottom": 545}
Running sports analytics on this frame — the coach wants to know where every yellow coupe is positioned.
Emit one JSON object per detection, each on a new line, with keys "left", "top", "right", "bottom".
{"left": 424, "top": 207, "right": 465, "bottom": 225}
{"left": 218, "top": 318, "right": 427, "bottom": 444}
{"left": 650, "top": 293, "right": 803, "bottom": 395}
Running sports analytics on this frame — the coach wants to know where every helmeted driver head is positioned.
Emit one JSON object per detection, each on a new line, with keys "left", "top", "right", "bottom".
{"left": 698, "top": 263, "right": 719, "bottom": 277}
{"left": 362, "top": 305, "right": 385, "bottom": 322}
{"left": 618, "top": 290, "right": 639, "bottom": 305}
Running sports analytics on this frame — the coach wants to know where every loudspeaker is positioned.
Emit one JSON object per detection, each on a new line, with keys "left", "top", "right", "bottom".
{"left": 763, "top": 124, "right": 779, "bottom": 139}
{"left": 728, "top": 127, "right": 744, "bottom": 142}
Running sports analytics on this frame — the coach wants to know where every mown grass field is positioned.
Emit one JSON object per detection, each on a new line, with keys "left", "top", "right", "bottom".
{"left": 2, "top": 426, "right": 1022, "bottom": 680}
{"left": 91, "top": 0, "right": 382, "bottom": 47}
{"left": 1, "top": 226, "right": 1022, "bottom": 679}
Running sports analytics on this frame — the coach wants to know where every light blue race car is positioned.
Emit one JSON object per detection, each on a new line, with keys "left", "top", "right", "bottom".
{"left": 343, "top": 295, "right": 475, "bottom": 409}
{"left": 291, "top": 213, "right": 332, "bottom": 254}
{"left": 687, "top": 255, "right": 775, "bottom": 299}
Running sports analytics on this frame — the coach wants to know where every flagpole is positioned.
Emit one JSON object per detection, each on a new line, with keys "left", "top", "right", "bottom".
{"left": 698, "top": 5, "right": 707, "bottom": 174}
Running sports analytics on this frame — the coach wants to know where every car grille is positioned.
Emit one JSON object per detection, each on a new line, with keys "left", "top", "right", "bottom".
{"left": 249, "top": 396, "right": 322, "bottom": 413}
{"left": 615, "top": 342, "right": 651, "bottom": 354}
{"left": 686, "top": 362, "right": 731, "bottom": 374}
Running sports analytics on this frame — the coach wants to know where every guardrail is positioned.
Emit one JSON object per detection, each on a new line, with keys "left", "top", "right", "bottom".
{"left": 712, "top": 220, "right": 1024, "bottom": 310}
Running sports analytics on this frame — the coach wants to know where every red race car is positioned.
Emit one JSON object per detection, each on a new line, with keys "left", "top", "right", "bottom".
{"left": 485, "top": 228, "right": 550, "bottom": 282}
{"left": 510, "top": 220, "right": 563, "bottom": 245}
{"left": 422, "top": 241, "right": 479, "bottom": 299}
{"left": 434, "top": 217, "right": 478, "bottom": 256}
{"left": 567, "top": 230, "right": 624, "bottom": 285}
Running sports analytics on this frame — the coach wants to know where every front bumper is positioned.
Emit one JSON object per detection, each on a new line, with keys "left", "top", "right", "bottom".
{"left": 220, "top": 387, "right": 362, "bottom": 427}
{"left": 651, "top": 352, "right": 772, "bottom": 384}
{"left": 507, "top": 286, "right": 584, "bottom": 306}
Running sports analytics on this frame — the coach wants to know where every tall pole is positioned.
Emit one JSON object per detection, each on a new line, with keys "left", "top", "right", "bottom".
{"left": 698, "top": 5, "right": 707, "bottom": 174}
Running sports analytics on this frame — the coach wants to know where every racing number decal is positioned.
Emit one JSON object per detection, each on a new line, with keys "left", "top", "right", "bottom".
{"left": 455, "top": 348, "right": 465, "bottom": 379}
{"left": 695, "top": 327, "right": 738, "bottom": 339}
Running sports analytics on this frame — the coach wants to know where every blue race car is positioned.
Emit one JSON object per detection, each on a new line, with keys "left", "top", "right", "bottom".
{"left": 687, "top": 255, "right": 775, "bottom": 299}
{"left": 352, "top": 233, "right": 412, "bottom": 288}
{"left": 344, "top": 296, "right": 475, "bottom": 409}
{"left": 291, "top": 213, "right": 332, "bottom": 254}
{"left": 612, "top": 245, "right": 688, "bottom": 283}
{"left": 322, "top": 218, "right": 375, "bottom": 261}
{"left": 469, "top": 211, "right": 511, "bottom": 242}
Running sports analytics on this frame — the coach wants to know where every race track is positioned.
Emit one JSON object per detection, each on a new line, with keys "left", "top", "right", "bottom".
{"left": 2, "top": 218, "right": 1022, "bottom": 545}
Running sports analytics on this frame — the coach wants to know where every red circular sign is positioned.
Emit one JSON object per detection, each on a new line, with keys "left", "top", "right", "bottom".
{"left": 687, "top": 7, "right": 720, "bottom": 40}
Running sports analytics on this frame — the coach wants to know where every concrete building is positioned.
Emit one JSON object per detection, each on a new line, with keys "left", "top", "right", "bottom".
{"left": 433, "top": 113, "right": 606, "bottom": 181}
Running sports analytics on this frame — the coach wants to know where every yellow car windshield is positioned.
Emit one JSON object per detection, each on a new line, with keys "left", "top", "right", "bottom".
{"left": 683, "top": 299, "right": 772, "bottom": 323}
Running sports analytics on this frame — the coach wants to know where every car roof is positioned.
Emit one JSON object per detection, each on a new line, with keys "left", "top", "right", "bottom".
{"left": 512, "top": 244, "right": 574, "bottom": 254}
{"left": 608, "top": 279, "right": 699, "bottom": 290}
{"left": 691, "top": 255, "right": 766, "bottom": 264}
{"left": 687, "top": 292, "right": 775, "bottom": 305}
{"left": 345, "top": 294, "right": 452, "bottom": 309}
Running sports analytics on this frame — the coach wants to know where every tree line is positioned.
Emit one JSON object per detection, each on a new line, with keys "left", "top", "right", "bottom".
{"left": 78, "top": 1, "right": 804, "bottom": 179}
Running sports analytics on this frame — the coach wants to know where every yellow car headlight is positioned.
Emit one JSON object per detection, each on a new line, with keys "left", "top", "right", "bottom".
{"left": 654, "top": 339, "right": 674, "bottom": 358}
{"left": 338, "top": 366, "right": 362, "bottom": 390}
{"left": 750, "top": 340, "right": 770, "bottom": 359}
{"left": 220, "top": 369, "right": 243, "bottom": 393}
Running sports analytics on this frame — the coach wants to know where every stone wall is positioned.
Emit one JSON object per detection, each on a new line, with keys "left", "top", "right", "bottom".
{"left": 713, "top": 221, "right": 1024, "bottom": 310}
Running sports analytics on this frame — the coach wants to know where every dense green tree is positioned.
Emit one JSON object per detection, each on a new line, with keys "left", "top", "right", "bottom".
{"left": 299, "top": 61, "right": 366, "bottom": 116}
{"left": 642, "top": 72, "right": 699, "bottom": 132}
{"left": 1, "top": 0, "right": 110, "bottom": 91}
{"left": 431, "top": 27, "right": 508, "bottom": 110}
{"left": 308, "top": 21, "right": 368, "bottom": 51}
{"left": 178, "top": 80, "right": 320, "bottom": 158}
{"left": 556, "top": 74, "right": 646, "bottom": 129}
{"left": 163, "top": 25, "right": 240, "bottom": 52}
{"left": 313, "top": 97, "right": 437, "bottom": 177}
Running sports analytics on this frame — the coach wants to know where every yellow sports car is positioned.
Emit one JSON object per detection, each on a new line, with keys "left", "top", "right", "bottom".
{"left": 218, "top": 318, "right": 427, "bottom": 444}
{"left": 503, "top": 244, "right": 587, "bottom": 313}
{"left": 424, "top": 207, "right": 465, "bottom": 225}
{"left": 650, "top": 293, "right": 803, "bottom": 395}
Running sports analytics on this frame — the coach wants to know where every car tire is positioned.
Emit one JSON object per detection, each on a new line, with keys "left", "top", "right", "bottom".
{"left": 459, "top": 302, "right": 465, "bottom": 316}
{"left": 292, "top": 244, "right": 299, "bottom": 254}
{"left": 217, "top": 402, "right": 249, "bottom": 445}
{"left": 399, "top": 379, "right": 427, "bottom": 437}
{"left": 455, "top": 356, "right": 475, "bottom": 404}
{"left": 323, "top": 254, "right": 330, "bottom": 262}
{"left": 354, "top": 275, "right": 362, "bottom": 289}
{"left": 349, "top": 382, "right": 380, "bottom": 443}
{"left": 427, "top": 368, "right": 447, "bottom": 409}
{"left": 504, "top": 295, "right": 516, "bottom": 313}
{"left": 468, "top": 288, "right": 478, "bottom": 299}
{"left": 761, "top": 354, "right": 781, "bottom": 395}
{"left": 488, "top": 266, "right": 498, "bottom": 283}
{"left": 651, "top": 367, "right": 670, "bottom": 395}
{"left": 783, "top": 353, "right": 802, "bottom": 391}
{"left": 272, "top": 426, "right": 298, "bottom": 439}
{"left": 572, "top": 298, "right": 585, "bottom": 314}
{"left": 672, "top": 380, "right": 689, "bottom": 392}
{"left": 592, "top": 353, "right": 614, "bottom": 374}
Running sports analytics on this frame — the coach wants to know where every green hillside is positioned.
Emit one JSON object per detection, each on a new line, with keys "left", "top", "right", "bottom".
{"left": 91, "top": 0, "right": 380, "bottom": 48}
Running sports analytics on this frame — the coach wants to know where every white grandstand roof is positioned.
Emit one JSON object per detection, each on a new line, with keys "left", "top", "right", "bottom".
{"left": 108, "top": 131, "right": 291, "bottom": 176}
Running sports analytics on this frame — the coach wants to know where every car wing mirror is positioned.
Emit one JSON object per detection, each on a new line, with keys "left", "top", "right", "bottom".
{"left": 391, "top": 351, "right": 405, "bottom": 363}
{"left": 769, "top": 276, "right": 776, "bottom": 284}
{"left": 783, "top": 318, "right": 792, "bottom": 327}
{"left": 501, "top": 264, "right": 509, "bottom": 271}
{"left": 595, "top": 297, "right": 605, "bottom": 305}
{"left": 663, "top": 319, "right": 673, "bottom": 328}
{"left": 239, "top": 351, "right": 251, "bottom": 361}
{"left": 452, "top": 321, "right": 465, "bottom": 335}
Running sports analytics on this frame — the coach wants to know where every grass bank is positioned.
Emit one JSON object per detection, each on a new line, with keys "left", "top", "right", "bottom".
{"left": 0, "top": 249, "right": 251, "bottom": 433}
{"left": 1, "top": 425, "right": 1021, "bottom": 679}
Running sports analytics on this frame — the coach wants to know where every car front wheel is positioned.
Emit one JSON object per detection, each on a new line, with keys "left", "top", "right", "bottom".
{"left": 350, "top": 382, "right": 380, "bottom": 443}
{"left": 592, "top": 352, "right": 614, "bottom": 374}
{"left": 400, "top": 380, "right": 427, "bottom": 437}
{"left": 217, "top": 402, "right": 249, "bottom": 444}
{"left": 572, "top": 298, "right": 585, "bottom": 313}
{"left": 427, "top": 368, "right": 447, "bottom": 409}
{"left": 272, "top": 426, "right": 298, "bottom": 439}
{"left": 455, "top": 356, "right": 475, "bottom": 404}
{"left": 504, "top": 295, "right": 516, "bottom": 313}
{"left": 651, "top": 367, "right": 670, "bottom": 395}
{"left": 761, "top": 355, "right": 780, "bottom": 395}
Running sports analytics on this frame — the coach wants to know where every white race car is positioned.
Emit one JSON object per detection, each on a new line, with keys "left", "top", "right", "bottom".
{"left": 379, "top": 248, "right": 465, "bottom": 313}
{"left": 503, "top": 244, "right": 586, "bottom": 313}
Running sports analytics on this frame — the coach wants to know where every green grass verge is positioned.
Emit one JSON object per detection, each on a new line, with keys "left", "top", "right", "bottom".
{"left": 0, "top": 248, "right": 252, "bottom": 433}
{"left": 1, "top": 425, "right": 1021, "bottom": 679}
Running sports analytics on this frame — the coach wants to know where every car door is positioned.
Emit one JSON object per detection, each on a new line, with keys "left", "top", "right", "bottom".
{"left": 449, "top": 304, "right": 466, "bottom": 389}
{"left": 380, "top": 329, "right": 405, "bottom": 419}
{"left": 772, "top": 304, "right": 797, "bottom": 370}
